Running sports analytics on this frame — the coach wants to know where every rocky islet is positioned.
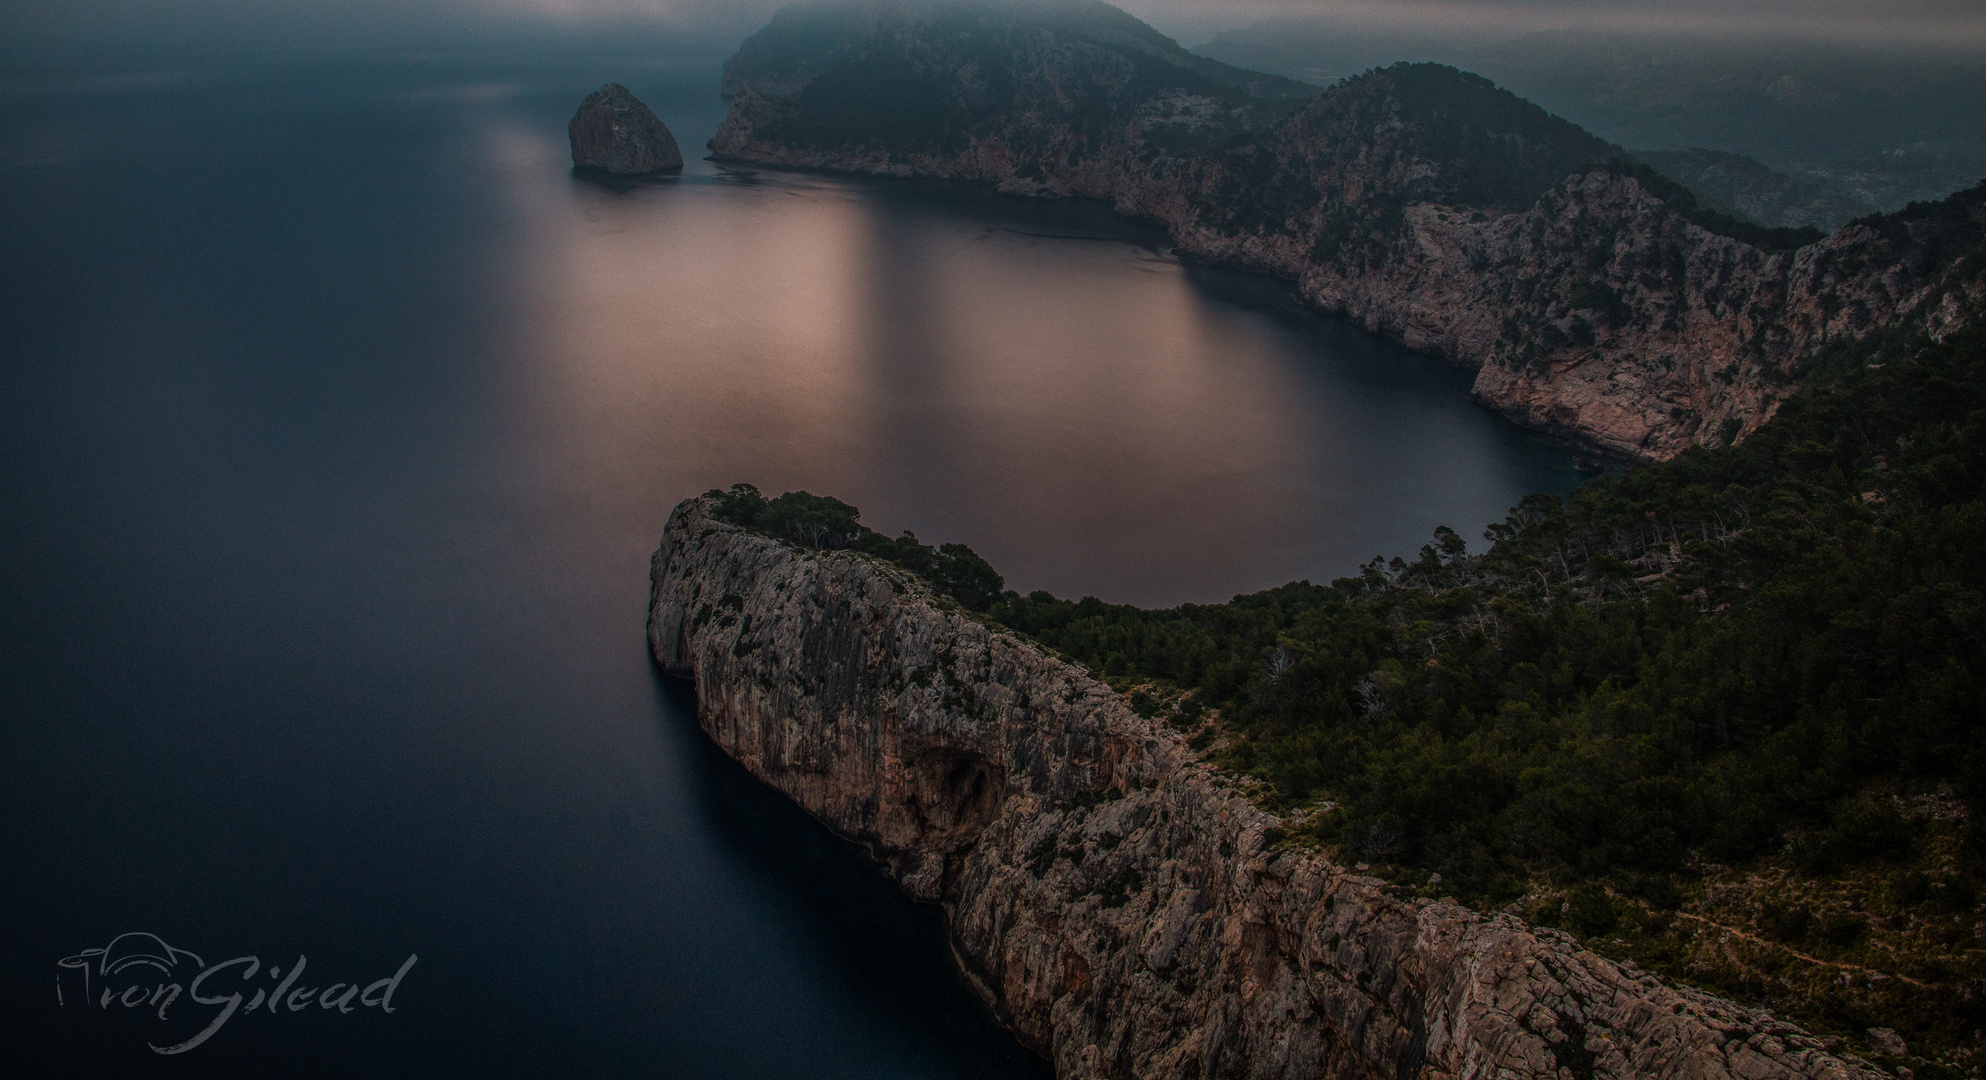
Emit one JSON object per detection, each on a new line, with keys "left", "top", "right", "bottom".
{"left": 569, "top": 82, "right": 684, "bottom": 175}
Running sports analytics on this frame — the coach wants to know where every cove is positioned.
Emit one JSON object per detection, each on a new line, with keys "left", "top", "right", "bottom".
{"left": 0, "top": 46, "right": 1582, "bottom": 1077}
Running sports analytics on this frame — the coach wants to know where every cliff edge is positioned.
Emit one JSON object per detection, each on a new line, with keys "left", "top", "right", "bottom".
{"left": 648, "top": 494, "right": 1887, "bottom": 1080}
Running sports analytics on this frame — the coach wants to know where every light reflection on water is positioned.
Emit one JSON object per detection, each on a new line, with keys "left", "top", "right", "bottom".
{"left": 0, "top": 52, "right": 1586, "bottom": 1079}
{"left": 493, "top": 114, "right": 1580, "bottom": 608}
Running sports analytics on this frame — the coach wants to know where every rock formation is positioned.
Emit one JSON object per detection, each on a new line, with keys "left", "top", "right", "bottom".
{"left": 706, "top": 1, "right": 1986, "bottom": 459}
{"left": 649, "top": 494, "right": 1890, "bottom": 1080}
{"left": 569, "top": 83, "right": 684, "bottom": 175}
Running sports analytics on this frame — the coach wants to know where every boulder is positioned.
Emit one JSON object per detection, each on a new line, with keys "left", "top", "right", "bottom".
{"left": 568, "top": 83, "right": 683, "bottom": 175}
{"left": 1866, "top": 1028, "right": 1909, "bottom": 1057}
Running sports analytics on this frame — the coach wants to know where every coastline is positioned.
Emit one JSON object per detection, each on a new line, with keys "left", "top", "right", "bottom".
{"left": 648, "top": 494, "right": 1883, "bottom": 1080}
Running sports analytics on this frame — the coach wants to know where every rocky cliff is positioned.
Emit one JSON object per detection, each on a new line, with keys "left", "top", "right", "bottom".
{"left": 569, "top": 82, "right": 684, "bottom": 175}
{"left": 706, "top": 1, "right": 1986, "bottom": 459}
{"left": 648, "top": 495, "right": 1889, "bottom": 1080}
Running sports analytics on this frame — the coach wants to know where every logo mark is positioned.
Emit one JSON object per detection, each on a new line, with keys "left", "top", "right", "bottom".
{"left": 58, "top": 933, "right": 416, "bottom": 1054}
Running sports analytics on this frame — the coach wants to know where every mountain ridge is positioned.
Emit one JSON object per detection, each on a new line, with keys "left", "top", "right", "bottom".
{"left": 708, "top": 2, "right": 1986, "bottom": 458}
{"left": 721, "top": 0, "right": 1317, "bottom": 105}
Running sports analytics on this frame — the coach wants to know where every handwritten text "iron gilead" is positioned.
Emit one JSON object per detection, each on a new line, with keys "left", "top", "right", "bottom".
{"left": 57, "top": 932, "right": 417, "bottom": 1054}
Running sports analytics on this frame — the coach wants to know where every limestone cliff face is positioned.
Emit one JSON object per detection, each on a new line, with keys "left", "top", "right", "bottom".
{"left": 648, "top": 496, "right": 1887, "bottom": 1080}
{"left": 1174, "top": 163, "right": 1986, "bottom": 458}
{"left": 708, "top": 2, "right": 1986, "bottom": 459}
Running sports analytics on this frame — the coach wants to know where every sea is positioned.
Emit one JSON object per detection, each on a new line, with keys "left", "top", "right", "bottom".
{"left": 0, "top": 43, "right": 1586, "bottom": 1077}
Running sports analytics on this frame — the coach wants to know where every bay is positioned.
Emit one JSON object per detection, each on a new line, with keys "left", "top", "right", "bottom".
{"left": 0, "top": 47, "right": 1582, "bottom": 1077}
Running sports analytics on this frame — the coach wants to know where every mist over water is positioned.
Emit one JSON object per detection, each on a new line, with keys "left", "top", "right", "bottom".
{"left": 0, "top": 46, "right": 1580, "bottom": 1077}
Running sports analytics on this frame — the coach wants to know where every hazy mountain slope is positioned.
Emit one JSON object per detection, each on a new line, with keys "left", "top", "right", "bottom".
{"left": 722, "top": 0, "right": 1315, "bottom": 103}
{"left": 1192, "top": 21, "right": 1986, "bottom": 212}
{"left": 1636, "top": 148, "right": 1876, "bottom": 232}
{"left": 1461, "top": 30, "right": 1986, "bottom": 167}
{"left": 720, "top": 7, "right": 1301, "bottom": 164}
{"left": 1797, "top": 152, "right": 1986, "bottom": 217}
{"left": 1191, "top": 17, "right": 1488, "bottom": 87}
{"left": 710, "top": 1, "right": 1986, "bottom": 460}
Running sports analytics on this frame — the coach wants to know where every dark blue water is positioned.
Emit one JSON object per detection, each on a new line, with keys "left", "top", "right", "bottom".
{"left": 0, "top": 47, "right": 1583, "bottom": 1077}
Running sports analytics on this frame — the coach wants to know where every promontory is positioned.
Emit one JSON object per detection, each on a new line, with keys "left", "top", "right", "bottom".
{"left": 648, "top": 492, "right": 1889, "bottom": 1080}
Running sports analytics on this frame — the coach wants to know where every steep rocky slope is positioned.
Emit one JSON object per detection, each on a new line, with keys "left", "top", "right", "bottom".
{"left": 707, "top": 1, "right": 1986, "bottom": 459}
{"left": 648, "top": 495, "right": 1889, "bottom": 1080}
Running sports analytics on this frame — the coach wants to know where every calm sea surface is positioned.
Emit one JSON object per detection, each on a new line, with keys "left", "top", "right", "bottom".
{"left": 0, "top": 47, "right": 1584, "bottom": 1077}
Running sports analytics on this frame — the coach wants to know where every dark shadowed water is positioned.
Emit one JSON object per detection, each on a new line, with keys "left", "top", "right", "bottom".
{"left": 0, "top": 47, "right": 1584, "bottom": 1077}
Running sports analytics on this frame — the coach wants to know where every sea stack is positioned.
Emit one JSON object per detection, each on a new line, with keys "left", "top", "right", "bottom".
{"left": 568, "top": 83, "right": 683, "bottom": 175}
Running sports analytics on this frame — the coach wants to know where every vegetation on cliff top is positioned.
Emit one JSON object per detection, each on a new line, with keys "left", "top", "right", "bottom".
{"left": 704, "top": 328, "right": 1986, "bottom": 1071}
{"left": 705, "top": 484, "right": 1006, "bottom": 612}
{"left": 990, "top": 330, "right": 1986, "bottom": 1070}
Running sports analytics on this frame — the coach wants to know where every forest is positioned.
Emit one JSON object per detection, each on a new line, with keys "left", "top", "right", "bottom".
{"left": 705, "top": 326, "right": 1986, "bottom": 1066}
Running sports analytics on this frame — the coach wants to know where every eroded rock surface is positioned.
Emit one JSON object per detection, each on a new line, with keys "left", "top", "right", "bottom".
{"left": 569, "top": 82, "right": 683, "bottom": 175}
{"left": 648, "top": 495, "right": 1889, "bottom": 1080}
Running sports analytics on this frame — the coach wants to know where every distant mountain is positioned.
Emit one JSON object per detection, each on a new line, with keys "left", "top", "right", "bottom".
{"left": 1795, "top": 150, "right": 1986, "bottom": 215}
{"left": 1189, "top": 16, "right": 1494, "bottom": 87}
{"left": 721, "top": 0, "right": 1315, "bottom": 104}
{"left": 714, "top": 0, "right": 1312, "bottom": 178}
{"left": 1459, "top": 30, "right": 1986, "bottom": 167}
{"left": 1193, "top": 21, "right": 1986, "bottom": 212}
{"left": 1635, "top": 148, "right": 1876, "bottom": 231}
{"left": 712, "top": 2, "right": 1986, "bottom": 461}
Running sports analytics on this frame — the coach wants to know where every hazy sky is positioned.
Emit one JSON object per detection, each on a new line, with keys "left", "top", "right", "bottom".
{"left": 6, "top": 0, "right": 1984, "bottom": 55}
